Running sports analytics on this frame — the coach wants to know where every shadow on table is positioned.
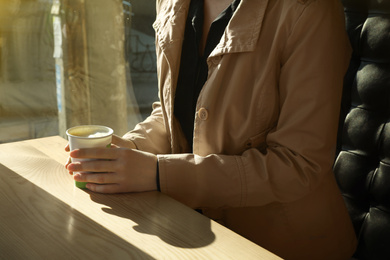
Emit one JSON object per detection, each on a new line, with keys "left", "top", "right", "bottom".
{"left": 0, "top": 163, "right": 155, "bottom": 260}
{"left": 88, "top": 191, "right": 216, "bottom": 249}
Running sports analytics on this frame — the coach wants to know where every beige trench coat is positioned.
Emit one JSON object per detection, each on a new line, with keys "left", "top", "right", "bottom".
{"left": 124, "top": 0, "right": 357, "bottom": 258}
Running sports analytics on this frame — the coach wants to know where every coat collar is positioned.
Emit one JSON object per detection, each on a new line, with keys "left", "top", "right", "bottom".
{"left": 153, "top": 0, "right": 270, "bottom": 57}
{"left": 211, "top": 0, "right": 269, "bottom": 56}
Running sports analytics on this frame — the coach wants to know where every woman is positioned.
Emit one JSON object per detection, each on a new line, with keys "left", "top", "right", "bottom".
{"left": 66, "top": 0, "right": 357, "bottom": 258}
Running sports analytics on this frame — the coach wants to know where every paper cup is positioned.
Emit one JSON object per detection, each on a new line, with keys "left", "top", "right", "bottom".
{"left": 66, "top": 125, "right": 113, "bottom": 188}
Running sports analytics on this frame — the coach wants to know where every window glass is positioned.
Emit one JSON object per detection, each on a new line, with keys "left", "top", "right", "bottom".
{"left": 0, "top": 0, "right": 157, "bottom": 143}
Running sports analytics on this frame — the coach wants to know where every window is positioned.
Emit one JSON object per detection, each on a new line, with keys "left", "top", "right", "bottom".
{"left": 0, "top": 0, "right": 158, "bottom": 143}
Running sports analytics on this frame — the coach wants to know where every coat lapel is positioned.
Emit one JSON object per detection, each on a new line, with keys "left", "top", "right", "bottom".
{"left": 153, "top": 0, "right": 189, "bottom": 61}
{"left": 210, "top": 0, "right": 270, "bottom": 57}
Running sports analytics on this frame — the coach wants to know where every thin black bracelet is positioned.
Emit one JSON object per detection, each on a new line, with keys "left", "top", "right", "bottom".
{"left": 156, "top": 159, "right": 161, "bottom": 192}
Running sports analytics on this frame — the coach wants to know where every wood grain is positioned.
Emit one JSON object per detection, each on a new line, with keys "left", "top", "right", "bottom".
{"left": 0, "top": 136, "right": 282, "bottom": 259}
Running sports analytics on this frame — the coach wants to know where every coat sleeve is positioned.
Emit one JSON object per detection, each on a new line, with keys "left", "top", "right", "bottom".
{"left": 123, "top": 102, "right": 172, "bottom": 154}
{"left": 157, "top": 0, "right": 352, "bottom": 209}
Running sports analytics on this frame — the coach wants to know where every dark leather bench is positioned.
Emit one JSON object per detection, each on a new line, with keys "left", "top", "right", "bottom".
{"left": 334, "top": 0, "right": 390, "bottom": 259}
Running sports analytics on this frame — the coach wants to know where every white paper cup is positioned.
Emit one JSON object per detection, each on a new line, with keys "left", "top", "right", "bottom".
{"left": 66, "top": 125, "right": 113, "bottom": 188}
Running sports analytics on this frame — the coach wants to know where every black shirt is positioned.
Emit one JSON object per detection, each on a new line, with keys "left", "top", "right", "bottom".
{"left": 173, "top": 0, "right": 241, "bottom": 151}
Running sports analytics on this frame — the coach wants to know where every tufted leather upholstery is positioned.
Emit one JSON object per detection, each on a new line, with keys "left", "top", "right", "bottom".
{"left": 334, "top": 0, "right": 390, "bottom": 259}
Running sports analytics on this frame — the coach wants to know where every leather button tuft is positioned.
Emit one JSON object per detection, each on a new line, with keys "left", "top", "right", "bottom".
{"left": 198, "top": 107, "right": 209, "bottom": 121}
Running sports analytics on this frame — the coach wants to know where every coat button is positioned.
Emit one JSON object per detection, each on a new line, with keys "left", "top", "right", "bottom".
{"left": 198, "top": 107, "right": 209, "bottom": 121}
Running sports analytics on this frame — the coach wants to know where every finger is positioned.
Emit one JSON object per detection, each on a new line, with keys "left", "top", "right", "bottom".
{"left": 70, "top": 148, "right": 121, "bottom": 160}
{"left": 86, "top": 183, "right": 121, "bottom": 193}
{"left": 112, "top": 134, "right": 137, "bottom": 149}
{"left": 74, "top": 172, "right": 117, "bottom": 184}
{"left": 65, "top": 156, "right": 71, "bottom": 167}
{"left": 65, "top": 157, "right": 73, "bottom": 175}
{"left": 67, "top": 159, "right": 117, "bottom": 173}
{"left": 65, "top": 144, "right": 70, "bottom": 152}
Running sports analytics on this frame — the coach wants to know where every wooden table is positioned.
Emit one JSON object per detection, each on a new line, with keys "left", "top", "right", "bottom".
{"left": 0, "top": 136, "right": 282, "bottom": 260}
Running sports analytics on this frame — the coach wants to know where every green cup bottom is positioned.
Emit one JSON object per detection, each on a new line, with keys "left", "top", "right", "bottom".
{"left": 75, "top": 181, "right": 87, "bottom": 189}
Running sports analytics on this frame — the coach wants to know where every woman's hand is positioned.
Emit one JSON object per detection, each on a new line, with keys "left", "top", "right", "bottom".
{"left": 65, "top": 134, "right": 137, "bottom": 170}
{"left": 65, "top": 134, "right": 157, "bottom": 193}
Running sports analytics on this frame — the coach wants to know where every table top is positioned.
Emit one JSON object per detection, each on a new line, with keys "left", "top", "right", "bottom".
{"left": 0, "top": 136, "right": 281, "bottom": 260}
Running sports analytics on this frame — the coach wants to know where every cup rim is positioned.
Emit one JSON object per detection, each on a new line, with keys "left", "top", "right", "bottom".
{"left": 66, "top": 125, "right": 114, "bottom": 139}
